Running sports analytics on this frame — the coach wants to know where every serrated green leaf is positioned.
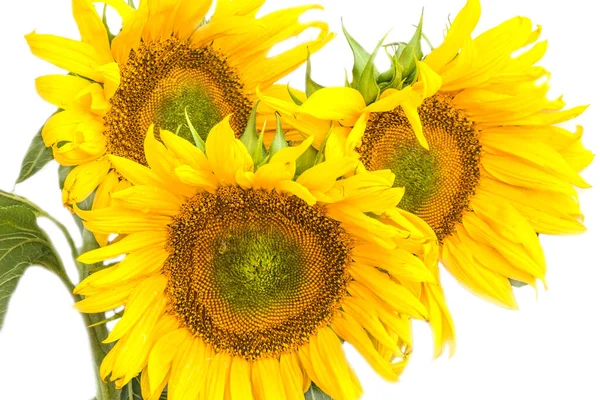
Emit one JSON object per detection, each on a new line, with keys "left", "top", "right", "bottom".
{"left": 16, "top": 126, "right": 54, "bottom": 184}
{"left": 269, "top": 114, "right": 288, "bottom": 158}
{"left": 306, "top": 50, "right": 324, "bottom": 97}
{"left": 0, "top": 203, "right": 63, "bottom": 330}
{"left": 342, "top": 23, "right": 372, "bottom": 88}
{"left": 398, "top": 12, "right": 424, "bottom": 83}
{"left": 304, "top": 384, "right": 332, "bottom": 400}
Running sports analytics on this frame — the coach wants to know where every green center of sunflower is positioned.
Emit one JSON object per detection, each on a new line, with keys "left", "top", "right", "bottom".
{"left": 359, "top": 94, "right": 481, "bottom": 241}
{"left": 213, "top": 230, "right": 304, "bottom": 312}
{"left": 165, "top": 187, "right": 352, "bottom": 360}
{"left": 104, "top": 37, "right": 252, "bottom": 165}
{"left": 156, "top": 86, "right": 222, "bottom": 143}
{"left": 387, "top": 141, "right": 440, "bottom": 213}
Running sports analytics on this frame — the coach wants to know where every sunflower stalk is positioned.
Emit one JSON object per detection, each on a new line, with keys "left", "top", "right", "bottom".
{"left": 60, "top": 225, "right": 120, "bottom": 400}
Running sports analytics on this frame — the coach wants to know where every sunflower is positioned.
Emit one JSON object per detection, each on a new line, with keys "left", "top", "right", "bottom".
{"left": 26, "top": 0, "right": 332, "bottom": 213}
{"left": 72, "top": 114, "right": 446, "bottom": 399}
{"left": 259, "top": 0, "right": 593, "bottom": 309}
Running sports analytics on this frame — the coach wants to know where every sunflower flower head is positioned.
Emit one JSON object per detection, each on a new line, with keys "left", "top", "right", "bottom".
{"left": 72, "top": 110, "right": 448, "bottom": 399}
{"left": 259, "top": 0, "right": 593, "bottom": 309}
{"left": 26, "top": 0, "right": 333, "bottom": 218}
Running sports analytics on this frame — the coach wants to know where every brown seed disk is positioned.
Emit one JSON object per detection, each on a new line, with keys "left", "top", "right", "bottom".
{"left": 165, "top": 187, "right": 353, "bottom": 360}
{"left": 359, "top": 94, "right": 481, "bottom": 241}
{"left": 104, "top": 37, "right": 252, "bottom": 165}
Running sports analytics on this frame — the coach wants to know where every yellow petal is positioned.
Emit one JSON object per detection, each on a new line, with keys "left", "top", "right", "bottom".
{"left": 252, "top": 358, "right": 286, "bottom": 400}
{"left": 111, "top": 185, "right": 183, "bottom": 215}
{"left": 72, "top": 0, "right": 113, "bottom": 63}
{"left": 416, "top": 61, "right": 443, "bottom": 98}
{"left": 168, "top": 337, "right": 209, "bottom": 400}
{"left": 205, "top": 352, "right": 232, "bottom": 399}
{"left": 108, "top": 155, "right": 164, "bottom": 188}
{"left": 78, "top": 230, "right": 167, "bottom": 264}
{"left": 206, "top": 116, "right": 254, "bottom": 186}
{"left": 279, "top": 353, "right": 304, "bottom": 400}
{"left": 298, "top": 87, "right": 365, "bottom": 125}
{"left": 348, "top": 267, "right": 428, "bottom": 320}
{"left": 425, "top": 0, "right": 481, "bottom": 72}
{"left": 61, "top": 159, "right": 111, "bottom": 205}
{"left": 147, "top": 329, "right": 189, "bottom": 394}
{"left": 104, "top": 275, "right": 167, "bottom": 343}
{"left": 25, "top": 32, "right": 106, "bottom": 82}
{"left": 331, "top": 313, "right": 397, "bottom": 381}
{"left": 229, "top": 357, "right": 253, "bottom": 400}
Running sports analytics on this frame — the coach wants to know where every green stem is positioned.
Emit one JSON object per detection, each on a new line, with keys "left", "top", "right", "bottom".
{"left": 56, "top": 271, "right": 118, "bottom": 400}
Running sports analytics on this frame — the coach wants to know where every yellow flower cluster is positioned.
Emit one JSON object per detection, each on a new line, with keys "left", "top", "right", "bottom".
{"left": 24, "top": 0, "right": 590, "bottom": 399}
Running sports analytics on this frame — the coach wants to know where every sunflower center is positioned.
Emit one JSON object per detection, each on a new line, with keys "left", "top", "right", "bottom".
{"left": 165, "top": 187, "right": 352, "bottom": 360}
{"left": 104, "top": 37, "right": 252, "bottom": 165}
{"left": 359, "top": 94, "right": 481, "bottom": 241}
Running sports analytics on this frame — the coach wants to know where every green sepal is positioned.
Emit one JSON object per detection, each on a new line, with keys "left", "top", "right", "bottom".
{"left": 240, "top": 103, "right": 268, "bottom": 167}
{"left": 357, "top": 34, "right": 388, "bottom": 104}
{"left": 16, "top": 125, "right": 54, "bottom": 184}
{"left": 509, "top": 278, "right": 528, "bottom": 288}
{"left": 313, "top": 126, "right": 333, "bottom": 167}
{"left": 397, "top": 11, "right": 424, "bottom": 84}
{"left": 294, "top": 145, "right": 319, "bottom": 178}
{"left": 342, "top": 23, "right": 374, "bottom": 89}
{"left": 305, "top": 50, "right": 324, "bottom": 98}
{"left": 269, "top": 113, "right": 289, "bottom": 158}
{"left": 287, "top": 84, "right": 304, "bottom": 106}
{"left": 304, "top": 383, "right": 332, "bottom": 400}
{"left": 378, "top": 50, "right": 406, "bottom": 92}
{"left": 184, "top": 107, "right": 206, "bottom": 152}
{"left": 102, "top": 4, "right": 117, "bottom": 44}
{"left": 127, "top": 0, "right": 135, "bottom": 7}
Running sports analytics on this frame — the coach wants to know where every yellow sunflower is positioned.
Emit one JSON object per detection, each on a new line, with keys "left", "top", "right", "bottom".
{"left": 259, "top": 0, "right": 593, "bottom": 308}
{"left": 26, "top": 0, "right": 332, "bottom": 212}
{"left": 72, "top": 115, "right": 447, "bottom": 399}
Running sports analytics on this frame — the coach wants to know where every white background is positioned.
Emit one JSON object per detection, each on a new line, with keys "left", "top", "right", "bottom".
{"left": 1, "top": 0, "right": 599, "bottom": 399}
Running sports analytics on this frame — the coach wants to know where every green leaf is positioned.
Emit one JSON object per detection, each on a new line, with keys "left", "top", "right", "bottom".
{"left": 0, "top": 200, "right": 63, "bottom": 330}
{"left": 16, "top": 126, "right": 54, "bottom": 184}
{"left": 342, "top": 23, "right": 372, "bottom": 88}
{"left": 269, "top": 114, "right": 289, "bottom": 158}
{"left": 305, "top": 384, "right": 332, "bottom": 400}
{"left": 305, "top": 50, "right": 324, "bottom": 97}
{"left": 398, "top": 12, "right": 424, "bottom": 83}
